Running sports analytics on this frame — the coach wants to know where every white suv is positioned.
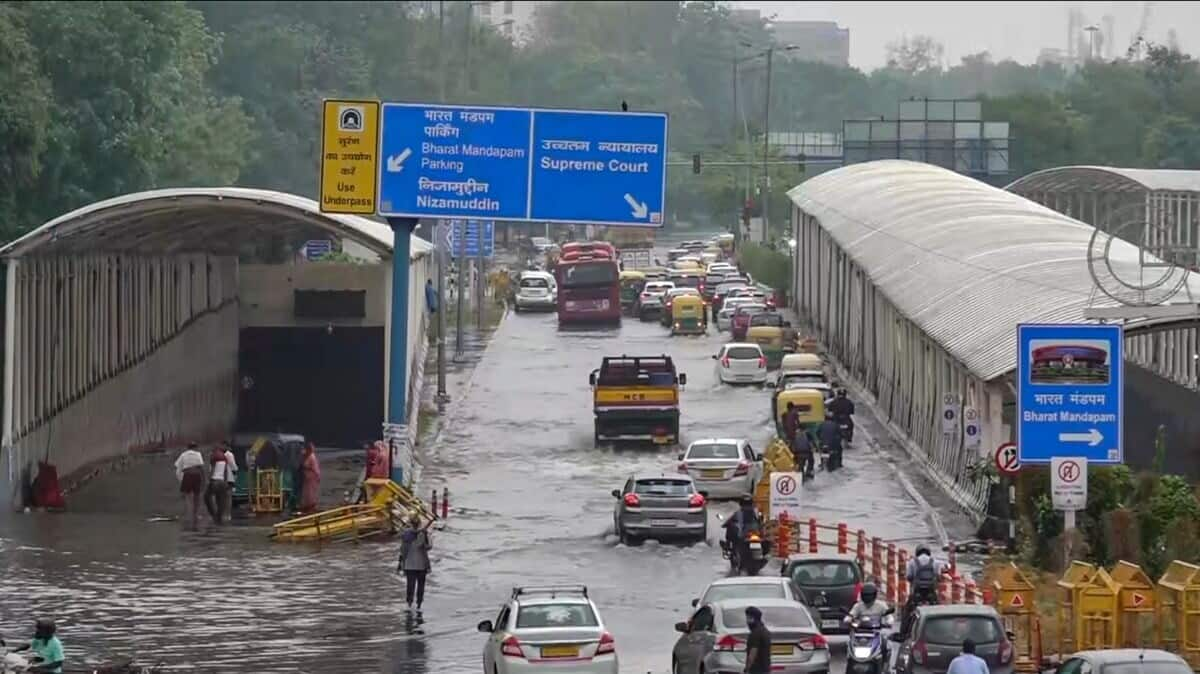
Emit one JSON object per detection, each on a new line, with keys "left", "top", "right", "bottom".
{"left": 477, "top": 585, "right": 618, "bottom": 674}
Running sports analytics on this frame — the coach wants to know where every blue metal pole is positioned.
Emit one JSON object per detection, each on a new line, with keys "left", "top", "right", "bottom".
{"left": 387, "top": 217, "right": 418, "bottom": 484}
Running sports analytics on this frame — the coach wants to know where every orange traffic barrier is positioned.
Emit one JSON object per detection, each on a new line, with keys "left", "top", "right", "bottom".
{"left": 871, "top": 536, "right": 883, "bottom": 581}
{"left": 777, "top": 512, "right": 791, "bottom": 559}
{"left": 837, "top": 522, "right": 848, "bottom": 553}
{"left": 808, "top": 518, "right": 818, "bottom": 553}
{"left": 897, "top": 549, "right": 909, "bottom": 604}
{"left": 856, "top": 529, "right": 867, "bottom": 566}
{"left": 886, "top": 544, "right": 897, "bottom": 602}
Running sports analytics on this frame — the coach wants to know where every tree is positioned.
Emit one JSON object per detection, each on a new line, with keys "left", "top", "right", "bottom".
{"left": 0, "top": 5, "right": 51, "bottom": 240}
{"left": 884, "top": 35, "right": 945, "bottom": 73}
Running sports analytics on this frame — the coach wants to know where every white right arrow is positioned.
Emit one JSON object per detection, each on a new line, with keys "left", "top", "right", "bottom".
{"left": 1059, "top": 428, "right": 1104, "bottom": 446}
{"left": 387, "top": 147, "right": 412, "bottom": 172}
{"left": 623, "top": 193, "right": 649, "bottom": 219}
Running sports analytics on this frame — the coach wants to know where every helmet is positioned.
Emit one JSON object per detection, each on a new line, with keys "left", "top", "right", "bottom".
{"left": 837, "top": 388, "right": 848, "bottom": 397}
{"left": 860, "top": 583, "right": 878, "bottom": 605}
{"left": 915, "top": 545, "right": 932, "bottom": 557}
{"left": 739, "top": 495, "right": 754, "bottom": 508}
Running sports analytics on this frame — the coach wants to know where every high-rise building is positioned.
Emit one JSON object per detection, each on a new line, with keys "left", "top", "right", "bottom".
{"left": 770, "top": 21, "right": 850, "bottom": 67}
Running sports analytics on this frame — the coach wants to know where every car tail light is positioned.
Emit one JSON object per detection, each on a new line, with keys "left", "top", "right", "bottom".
{"left": 803, "top": 633, "right": 829, "bottom": 649}
{"left": 998, "top": 638, "right": 1013, "bottom": 665}
{"left": 688, "top": 493, "right": 706, "bottom": 508}
{"left": 757, "top": 356, "right": 766, "bottom": 368}
{"left": 721, "top": 356, "right": 730, "bottom": 368}
{"left": 911, "top": 640, "right": 928, "bottom": 665}
{"left": 501, "top": 635, "right": 524, "bottom": 658}
{"left": 623, "top": 493, "right": 640, "bottom": 507}
{"left": 596, "top": 631, "right": 616, "bottom": 655}
{"left": 677, "top": 462, "right": 689, "bottom": 473}
{"left": 854, "top": 582, "right": 863, "bottom": 600}
{"left": 734, "top": 460, "right": 750, "bottom": 476}
{"left": 714, "top": 634, "right": 745, "bottom": 651}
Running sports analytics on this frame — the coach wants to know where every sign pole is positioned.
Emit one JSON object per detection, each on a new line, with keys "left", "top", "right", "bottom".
{"left": 455, "top": 220, "right": 465, "bottom": 359}
{"left": 386, "top": 217, "right": 418, "bottom": 484}
{"left": 436, "top": 224, "right": 449, "bottom": 404}
{"left": 476, "top": 229, "right": 485, "bottom": 327}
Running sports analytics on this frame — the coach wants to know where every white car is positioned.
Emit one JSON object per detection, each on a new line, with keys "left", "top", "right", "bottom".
{"left": 514, "top": 271, "right": 557, "bottom": 312}
{"left": 706, "top": 262, "right": 735, "bottom": 274}
{"left": 530, "top": 236, "right": 554, "bottom": 253}
{"left": 637, "top": 281, "right": 675, "bottom": 318}
{"left": 693, "top": 576, "right": 807, "bottom": 608}
{"left": 714, "top": 343, "right": 768, "bottom": 384}
{"left": 716, "top": 297, "right": 755, "bottom": 331}
{"left": 478, "top": 585, "right": 618, "bottom": 674}
{"left": 678, "top": 438, "right": 762, "bottom": 499}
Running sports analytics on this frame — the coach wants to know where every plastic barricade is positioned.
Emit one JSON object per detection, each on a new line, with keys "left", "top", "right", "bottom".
{"left": 1110, "top": 561, "right": 1156, "bottom": 648}
{"left": 991, "top": 563, "right": 1039, "bottom": 673}
{"left": 1158, "top": 560, "right": 1200, "bottom": 668}
{"left": 1059, "top": 564, "right": 1119, "bottom": 652}
{"left": 253, "top": 468, "right": 283, "bottom": 513}
{"left": 1057, "top": 561, "right": 1096, "bottom": 655}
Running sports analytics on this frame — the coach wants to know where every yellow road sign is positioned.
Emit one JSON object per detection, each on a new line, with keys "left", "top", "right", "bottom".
{"left": 319, "top": 99, "right": 380, "bottom": 214}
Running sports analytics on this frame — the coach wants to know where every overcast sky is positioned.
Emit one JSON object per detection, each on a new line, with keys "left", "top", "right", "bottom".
{"left": 734, "top": 1, "right": 1200, "bottom": 70}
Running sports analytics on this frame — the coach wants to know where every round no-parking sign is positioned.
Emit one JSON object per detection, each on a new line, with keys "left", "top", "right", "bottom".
{"left": 769, "top": 472, "right": 803, "bottom": 520}
{"left": 994, "top": 442, "right": 1020, "bottom": 476}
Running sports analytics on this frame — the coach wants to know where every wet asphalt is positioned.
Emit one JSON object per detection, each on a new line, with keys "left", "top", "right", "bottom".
{"left": 0, "top": 278, "right": 971, "bottom": 673}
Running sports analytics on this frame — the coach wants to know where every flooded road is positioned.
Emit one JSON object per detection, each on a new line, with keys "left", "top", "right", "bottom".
{"left": 0, "top": 304, "right": 967, "bottom": 673}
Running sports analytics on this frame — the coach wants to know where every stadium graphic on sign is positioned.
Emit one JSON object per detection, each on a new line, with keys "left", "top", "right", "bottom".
{"left": 1028, "top": 339, "right": 1110, "bottom": 386}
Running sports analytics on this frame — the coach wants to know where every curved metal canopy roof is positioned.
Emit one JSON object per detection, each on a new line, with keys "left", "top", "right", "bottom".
{"left": 0, "top": 187, "right": 433, "bottom": 259}
{"left": 1007, "top": 166, "right": 1200, "bottom": 195}
{"left": 788, "top": 160, "right": 1200, "bottom": 382}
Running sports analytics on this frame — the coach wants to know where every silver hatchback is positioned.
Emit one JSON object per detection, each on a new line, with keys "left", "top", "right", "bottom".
{"left": 672, "top": 598, "right": 829, "bottom": 674}
{"left": 612, "top": 474, "right": 708, "bottom": 545}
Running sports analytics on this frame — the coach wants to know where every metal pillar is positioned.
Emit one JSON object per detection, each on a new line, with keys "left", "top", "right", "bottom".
{"left": 476, "top": 257, "right": 485, "bottom": 327}
{"left": 386, "top": 217, "right": 418, "bottom": 484}
{"left": 455, "top": 220, "right": 465, "bottom": 360}
{"left": 762, "top": 47, "right": 773, "bottom": 240}
{"left": 436, "top": 233, "right": 449, "bottom": 404}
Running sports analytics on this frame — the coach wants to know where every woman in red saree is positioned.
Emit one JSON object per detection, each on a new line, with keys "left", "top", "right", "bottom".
{"left": 300, "top": 443, "right": 321, "bottom": 513}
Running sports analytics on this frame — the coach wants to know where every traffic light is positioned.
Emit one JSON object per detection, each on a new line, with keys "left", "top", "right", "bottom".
{"left": 692, "top": 153, "right": 702, "bottom": 175}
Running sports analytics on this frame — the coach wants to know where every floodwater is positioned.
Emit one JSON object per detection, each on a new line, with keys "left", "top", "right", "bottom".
{"left": 0, "top": 296, "right": 971, "bottom": 673}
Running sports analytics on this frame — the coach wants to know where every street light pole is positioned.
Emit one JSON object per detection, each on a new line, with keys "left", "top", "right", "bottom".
{"left": 761, "top": 46, "right": 773, "bottom": 243}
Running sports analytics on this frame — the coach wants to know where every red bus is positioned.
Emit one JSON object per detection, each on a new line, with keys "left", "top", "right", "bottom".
{"left": 556, "top": 243, "right": 621, "bottom": 324}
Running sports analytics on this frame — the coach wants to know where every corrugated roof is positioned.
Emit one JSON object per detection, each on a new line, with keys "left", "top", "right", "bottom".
{"left": 788, "top": 160, "right": 1200, "bottom": 382}
{"left": 1008, "top": 165, "right": 1200, "bottom": 194}
{"left": 0, "top": 187, "right": 433, "bottom": 259}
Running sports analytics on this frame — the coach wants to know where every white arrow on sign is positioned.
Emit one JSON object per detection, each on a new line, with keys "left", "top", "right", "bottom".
{"left": 1059, "top": 429, "right": 1104, "bottom": 446}
{"left": 623, "top": 193, "right": 649, "bottom": 219}
{"left": 386, "top": 147, "right": 412, "bottom": 173}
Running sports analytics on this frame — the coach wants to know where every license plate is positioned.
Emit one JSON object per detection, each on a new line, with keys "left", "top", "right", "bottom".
{"left": 822, "top": 619, "right": 841, "bottom": 630}
{"left": 652, "top": 435, "right": 672, "bottom": 444}
{"left": 540, "top": 644, "right": 579, "bottom": 658}
{"left": 771, "top": 644, "right": 794, "bottom": 656}
{"left": 701, "top": 469, "right": 725, "bottom": 479}
{"left": 748, "top": 542, "right": 762, "bottom": 550}
{"left": 650, "top": 519, "right": 677, "bottom": 527}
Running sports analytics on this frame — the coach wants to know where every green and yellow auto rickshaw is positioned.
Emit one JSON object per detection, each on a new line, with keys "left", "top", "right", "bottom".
{"left": 670, "top": 294, "right": 707, "bottom": 335}
{"left": 746, "top": 313, "right": 794, "bottom": 369}
{"left": 619, "top": 270, "right": 647, "bottom": 313}
{"left": 774, "top": 387, "right": 825, "bottom": 438}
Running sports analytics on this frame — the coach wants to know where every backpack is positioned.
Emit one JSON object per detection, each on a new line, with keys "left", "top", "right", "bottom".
{"left": 913, "top": 558, "right": 937, "bottom": 591}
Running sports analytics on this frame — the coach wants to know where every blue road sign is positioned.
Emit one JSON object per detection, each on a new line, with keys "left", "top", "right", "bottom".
{"left": 448, "top": 219, "right": 494, "bottom": 259}
{"left": 302, "top": 239, "right": 332, "bottom": 260}
{"left": 1017, "top": 323, "right": 1124, "bottom": 464}
{"left": 377, "top": 103, "right": 667, "bottom": 227}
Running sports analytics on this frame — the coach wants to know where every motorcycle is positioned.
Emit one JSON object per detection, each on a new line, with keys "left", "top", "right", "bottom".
{"left": 837, "top": 416, "right": 854, "bottom": 445}
{"left": 845, "top": 608, "right": 895, "bottom": 674}
{"left": 719, "top": 526, "right": 769, "bottom": 576}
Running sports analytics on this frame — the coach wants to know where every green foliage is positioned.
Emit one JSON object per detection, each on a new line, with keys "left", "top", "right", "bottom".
{"left": 737, "top": 242, "right": 791, "bottom": 293}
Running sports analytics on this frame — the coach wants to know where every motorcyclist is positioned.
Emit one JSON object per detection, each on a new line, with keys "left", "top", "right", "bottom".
{"left": 791, "top": 425, "right": 815, "bottom": 479}
{"left": 816, "top": 412, "right": 843, "bottom": 471}
{"left": 723, "top": 496, "right": 770, "bottom": 559}
{"left": 8, "top": 619, "right": 64, "bottom": 673}
{"left": 845, "top": 582, "right": 890, "bottom": 622}
{"left": 901, "top": 545, "right": 950, "bottom": 637}
{"left": 828, "top": 388, "right": 855, "bottom": 442}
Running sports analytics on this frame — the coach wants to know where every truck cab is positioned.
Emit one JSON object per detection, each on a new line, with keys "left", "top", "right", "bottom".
{"left": 589, "top": 356, "right": 686, "bottom": 446}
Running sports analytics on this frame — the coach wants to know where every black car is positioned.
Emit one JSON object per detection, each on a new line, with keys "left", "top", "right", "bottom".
{"left": 781, "top": 552, "right": 864, "bottom": 634}
{"left": 890, "top": 604, "right": 1014, "bottom": 674}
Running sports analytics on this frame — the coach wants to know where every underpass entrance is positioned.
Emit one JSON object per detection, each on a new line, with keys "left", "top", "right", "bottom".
{"left": 237, "top": 327, "right": 384, "bottom": 448}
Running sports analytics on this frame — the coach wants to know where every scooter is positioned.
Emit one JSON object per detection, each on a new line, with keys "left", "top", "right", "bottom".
{"left": 837, "top": 416, "right": 854, "bottom": 445}
{"left": 718, "top": 523, "right": 770, "bottom": 576}
{"left": 845, "top": 607, "right": 895, "bottom": 674}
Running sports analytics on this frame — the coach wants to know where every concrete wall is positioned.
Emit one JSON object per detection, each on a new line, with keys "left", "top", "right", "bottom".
{"left": 2, "top": 300, "right": 237, "bottom": 509}
{"left": 239, "top": 262, "right": 388, "bottom": 327}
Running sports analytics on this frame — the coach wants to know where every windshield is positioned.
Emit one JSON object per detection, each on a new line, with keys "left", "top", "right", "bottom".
{"left": 789, "top": 561, "right": 860, "bottom": 587}
{"left": 750, "top": 314, "right": 783, "bottom": 327}
{"left": 520, "top": 278, "right": 550, "bottom": 289}
{"left": 633, "top": 478, "right": 694, "bottom": 496}
{"left": 560, "top": 262, "right": 617, "bottom": 288}
{"left": 687, "top": 443, "right": 740, "bottom": 459}
{"left": 672, "top": 276, "right": 702, "bottom": 289}
{"left": 722, "top": 606, "right": 812, "bottom": 629}
{"left": 516, "top": 603, "right": 598, "bottom": 629}
{"left": 701, "top": 583, "right": 786, "bottom": 604}
{"left": 726, "top": 346, "right": 762, "bottom": 359}
{"left": 920, "top": 616, "right": 1000, "bottom": 645}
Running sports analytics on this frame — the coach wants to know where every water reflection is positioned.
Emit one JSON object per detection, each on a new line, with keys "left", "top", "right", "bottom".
{"left": 388, "top": 610, "right": 429, "bottom": 674}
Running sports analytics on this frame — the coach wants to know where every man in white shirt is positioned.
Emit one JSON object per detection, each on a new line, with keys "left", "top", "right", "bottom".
{"left": 204, "top": 446, "right": 231, "bottom": 525}
{"left": 174, "top": 443, "right": 206, "bottom": 529}
{"left": 947, "top": 639, "right": 990, "bottom": 674}
{"left": 222, "top": 443, "right": 238, "bottom": 522}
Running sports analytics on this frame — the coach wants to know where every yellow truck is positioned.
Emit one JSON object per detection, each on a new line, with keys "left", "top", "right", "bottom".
{"left": 588, "top": 355, "right": 686, "bottom": 445}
